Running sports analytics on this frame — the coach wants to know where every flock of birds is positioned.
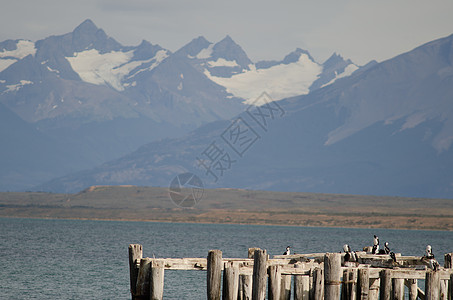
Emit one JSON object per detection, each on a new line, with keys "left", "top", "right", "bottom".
{"left": 282, "top": 235, "right": 440, "bottom": 271}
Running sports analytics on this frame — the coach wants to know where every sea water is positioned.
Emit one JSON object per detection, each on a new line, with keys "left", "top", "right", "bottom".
{"left": 1, "top": 217, "right": 452, "bottom": 299}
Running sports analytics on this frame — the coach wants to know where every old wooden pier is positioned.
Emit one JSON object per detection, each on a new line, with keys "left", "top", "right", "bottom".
{"left": 129, "top": 244, "right": 453, "bottom": 300}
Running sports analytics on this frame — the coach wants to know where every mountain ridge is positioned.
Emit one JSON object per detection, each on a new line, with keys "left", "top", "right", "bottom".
{"left": 35, "top": 32, "right": 453, "bottom": 198}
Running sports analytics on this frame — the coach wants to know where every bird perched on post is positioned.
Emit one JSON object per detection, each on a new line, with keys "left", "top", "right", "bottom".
{"left": 283, "top": 246, "right": 291, "bottom": 255}
{"left": 378, "top": 241, "right": 391, "bottom": 254}
{"left": 423, "top": 245, "right": 440, "bottom": 271}
{"left": 343, "top": 244, "right": 358, "bottom": 262}
{"left": 372, "top": 235, "right": 380, "bottom": 254}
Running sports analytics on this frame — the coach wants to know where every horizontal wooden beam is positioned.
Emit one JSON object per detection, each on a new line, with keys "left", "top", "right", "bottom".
{"left": 141, "top": 257, "right": 453, "bottom": 278}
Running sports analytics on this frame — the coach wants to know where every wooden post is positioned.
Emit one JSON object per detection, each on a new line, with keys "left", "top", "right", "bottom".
{"left": 358, "top": 268, "right": 369, "bottom": 300}
{"left": 252, "top": 249, "right": 268, "bottom": 300}
{"left": 129, "top": 244, "right": 143, "bottom": 299}
{"left": 406, "top": 279, "right": 418, "bottom": 300}
{"left": 342, "top": 269, "right": 349, "bottom": 300}
{"left": 136, "top": 258, "right": 152, "bottom": 300}
{"left": 440, "top": 279, "right": 448, "bottom": 300}
{"left": 450, "top": 273, "right": 453, "bottom": 300}
{"left": 249, "top": 248, "right": 261, "bottom": 259}
{"left": 268, "top": 265, "right": 281, "bottom": 300}
{"left": 449, "top": 273, "right": 453, "bottom": 300}
{"left": 392, "top": 278, "right": 404, "bottom": 300}
{"left": 425, "top": 271, "right": 440, "bottom": 300}
{"left": 324, "top": 253, "right": 341, "bottom": 300}
{"left": 314, "top": 267, "right": 324, "bottom": 300}
{"left": 349, "top": 269, "right": 357, "bottom": 300}
{"left": 294, "top": 275, "right": 309, "bottom": 300}
{"left": 368, "top": 278, "right": 380, "bottom": 300}
{"left": 342, "top": 269, "right": 357, "bottom": 300}
{"left": 239, "top": 274, "right": 252, "bottom": 300}
{"left": 379, "top": 269, "right": 392, "bottom": 300}
{"left": 280, "top": 275, "right": 291, "bottom": 300}
{"left": 294, "top": 263, "right": 309, "bottom": 300}
{"left": 223, "top": 261, "right": 239, "bottom": 300}
{"left": 444, "top": 253, "right": 453, "bottom": 269}
{"left": 309, "top": 268, "right": 315, "bottom": 300}
{"left": 207, "top": 250, "right": 223, "bottom": 300}
{"left": 150, "top": 260, "right": 164, "bottom": 300}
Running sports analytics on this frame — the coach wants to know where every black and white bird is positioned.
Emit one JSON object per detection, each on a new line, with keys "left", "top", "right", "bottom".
{"left": 283, "top": 246, "right": 291, "bottom": 255}
{"left": 378, "top": 241, "right": 390, "bottom": 254}
{"left": 343, "top": 244, "right": 358, "bottom": 262}
{"left": 390, "top": 252, "right": 397, "bottom": 264}
{"left": 372, "top": 235, "right": 380, "bottom": 254}
{"left": 343, "top": 244, "right": 352, "bottom": 253}
{"left": 423, "top": 245, "right": 440, "bottom": 271}
{"left": 425, "top": 245, "right": 435, "bottom": 259}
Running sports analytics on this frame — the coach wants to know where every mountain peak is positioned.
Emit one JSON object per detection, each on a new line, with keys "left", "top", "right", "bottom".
{"left": 73, "top": 19, "right": 99, "bottom": 35}
{"left": 218, "top": 35, "right": 234, "bottom": 44}
{"left": 176, "top": 36, "right": 212, "bottom": 57}
{"left": 323, "top": 52, "right": 351, "bottom": 67}
{"left": 282, "top": 48, "right": 315, "bottom": 64}
{"left": 211, "top": 35, "right": 252, "bottom": 67}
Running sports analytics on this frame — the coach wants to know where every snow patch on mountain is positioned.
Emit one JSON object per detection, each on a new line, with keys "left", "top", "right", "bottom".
{"left": 321, "top": 63, "right": 359, "bottom": 88}
{"left": 0, "top": 59, "right": 16, "bottom": 72}
{"left": 66, "top": 49, "right": 168, "bottom": 91}
{"left": 127, "top": 50, "right": 168, "bottom": 79}
{"left": 204, "top": 53, "right": 322, "bottom": 103}
{"left": 0, "top": 40, "right": 36, "bottom": 59}
{"left": 3, "top": 80, "right": 33, "bottom": 93}
{"left": 0, "top": 40, "right": 36, "bottom": 72}
{"left": 207, "top": 58, "right": 239, "bottom": 67}
{"left": 194, "top": 44, "right": 214, "bottom": 59}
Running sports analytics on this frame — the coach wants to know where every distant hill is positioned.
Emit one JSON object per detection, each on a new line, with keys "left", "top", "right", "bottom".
{"left": 37, "top": 34, "right": 453, "bottom": 198}
{"left": 1, "top": 186, "right": 452, "bottom": 230}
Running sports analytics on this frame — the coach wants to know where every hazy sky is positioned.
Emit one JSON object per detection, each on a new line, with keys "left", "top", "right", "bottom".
{"left": 1, "top": 0, "right": 453, "bottom": 65}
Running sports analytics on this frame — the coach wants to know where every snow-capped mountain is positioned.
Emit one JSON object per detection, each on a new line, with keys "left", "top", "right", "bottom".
{"left": 0, "top": 19, "right": 363, "bottom": 191}
{"left": 37, "top": 33, "right": 453, "bottom": 199}
{"left": 177, "top": 36, "right": 360, "bottom": 104}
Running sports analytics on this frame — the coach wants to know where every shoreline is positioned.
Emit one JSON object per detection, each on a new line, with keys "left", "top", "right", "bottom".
{"left": 1, "top": 214, "right": 452, "bottom": 232}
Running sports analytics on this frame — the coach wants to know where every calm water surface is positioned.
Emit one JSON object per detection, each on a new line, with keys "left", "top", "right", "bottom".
{"left": 1, "top": 217, "right": 452, "bottom": 299}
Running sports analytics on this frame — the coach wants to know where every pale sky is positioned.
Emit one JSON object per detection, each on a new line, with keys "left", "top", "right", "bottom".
{"left": 1, "top": 0, "right": 453, "bottom": 65}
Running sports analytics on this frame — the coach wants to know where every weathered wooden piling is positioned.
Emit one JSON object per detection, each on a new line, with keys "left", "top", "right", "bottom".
{"left": 294, "top": 263, "right": 309, "bottom": 300}
{"left": 280, "top": 275, "right": 291, "bottom": 300}
{"left": 239, "top": 274, "right": 252, "bottom": 300}
{"left": 445, "top": 253, "right": 453, "bottom": 269}
{"left": 425, "top": 271, "right": 440, "bottom": 300}
{"left": 342, "top": 269, "right": 357, "bottom": 300}
{"left": 223, "top": 261, "right": 239, "bottom": 300}
{"left": 207, "top": 250, "right": 223, "bottom": 300}
{"left": 440, "top": 278, "right": 448, "bottom": 300}
{"left": 252, "top": 249, "right": 268, "bottom": 300}
{"left": 406, "top": 279, "right": 418, "bottom": 300}
{"left": 314, "top": 267, "right": 324, "bottom": 300}
{"left": 368, "top": 278, "right": 380, "bottom": 300}
{"left": 358, "top": 268, "right": 369, "bottom": 300}
{"left": 392, "top": 277, "right": 405, "bottom": 300}
{"left": 268, "top": 265, "right": 281, "bottom": 300}
{"left": 379, "top": 269, "right": 392, "bottom": 300}
{"left": 136, "top": 258, "right": 152, "bottom": 299}
{"left": 309, "top": 268, "right": 315, "bottom": 300}
{"left": 150, "top": 260, "right": 164, "bottom": 300}
{"left": 129, "top": 244, "right": 143, "bottom": 299}
{"left": 450, "top": 273, "right": 453, "bottom": 300}
{"left": 324, "top": 253, "right": 341, "bottom": 300}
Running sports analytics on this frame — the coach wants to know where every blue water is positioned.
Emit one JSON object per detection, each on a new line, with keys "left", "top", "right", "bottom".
{"left": 0, "top": 218, "right": 452, "bottom": 299}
